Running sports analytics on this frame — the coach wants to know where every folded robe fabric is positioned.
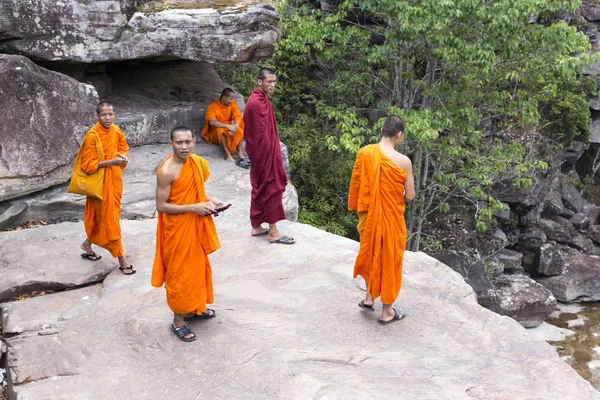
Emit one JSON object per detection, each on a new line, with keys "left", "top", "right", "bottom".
{"left": 201, "top": 99, "right": 244, "bottom": 153}
{"left": 348, "top": 144, "right": 408, "bottom": 304}
{"left": 151, "top": 154, "right": 220, "bottom": 315}
{"left": 243, "top": 88, "right": 287, "bottom": 227}
{"left": 81, "top": 122, "right": 129, "bottom": 258}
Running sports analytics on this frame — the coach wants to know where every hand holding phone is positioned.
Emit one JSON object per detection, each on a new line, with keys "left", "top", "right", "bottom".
{"left": 213, "top": 203, "right": 232, "bottom": 214}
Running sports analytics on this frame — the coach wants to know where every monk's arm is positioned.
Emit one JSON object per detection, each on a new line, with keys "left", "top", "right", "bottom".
{"left": 402, "top": 158, "right": 415, "bottom": 202}
{"left": 208, "top": 118, "right": 237, "bottom": 131}
{"left": 232, "top": 101, "right": 243, "bottom": 124}
{"left": 155, "top": 168, "right": 216, "bottom": 215}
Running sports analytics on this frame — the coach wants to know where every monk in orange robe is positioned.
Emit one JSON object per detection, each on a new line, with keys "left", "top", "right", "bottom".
{"left": 201, "top": 88, "right": 247, "bottom": 163}
{"left": 152, "top": 126, "right": 226, "bottom": 342}
{"left": 79, "top": 101, "right": 135, "bottom": 275}
{"left": 348, "top": 115, "right": 415, "bottom": 325}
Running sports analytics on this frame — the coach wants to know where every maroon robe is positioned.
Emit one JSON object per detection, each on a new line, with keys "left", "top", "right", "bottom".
{"left": 243, "top": 87, "right": 287, "bottom": 227}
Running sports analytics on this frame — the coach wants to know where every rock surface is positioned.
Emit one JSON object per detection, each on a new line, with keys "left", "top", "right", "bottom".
{"left": 0, "top": 143, "right": 298, "bottom": 301}
{"left": 0, "top": 0, "right": 279, "bottom": 64}
{"left": 537, "top": 250, "right": 600, "bottom": 302}
{"left": 492, "top": 273, "right": 557, "bottom": 328}
{"left": 2, "top": 221, "right": 600, "bottom": 399}
{"left": 0, "top": 54, "right": 97, "bottom": 201}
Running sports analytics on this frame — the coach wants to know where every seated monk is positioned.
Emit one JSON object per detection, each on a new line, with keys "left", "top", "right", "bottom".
{"left": 201, "top": 88, "right": 247, "bottom": 163}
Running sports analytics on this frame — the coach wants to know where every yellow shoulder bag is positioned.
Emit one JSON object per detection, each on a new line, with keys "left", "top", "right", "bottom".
{"left": 67, "top": 132, "right": 105, "bottom": 200}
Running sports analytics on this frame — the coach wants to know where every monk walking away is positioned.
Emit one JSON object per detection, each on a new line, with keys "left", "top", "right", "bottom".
{"left": 152, "top": 126, "right": 227, "bottom": 342}
{"left": 201, "top": 88, "right": 248, "bottom": 166}
{"left": 348, "top": 115, "right": 415, "bottom": 324}
{"left": 244, "top": 68, "right": 294, "bottom": 244}
{"left": 79, "top": 101, "right": 135, "bottom": 275}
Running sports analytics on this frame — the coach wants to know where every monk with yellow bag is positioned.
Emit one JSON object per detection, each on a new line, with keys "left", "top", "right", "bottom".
{"left": 70, "top": 101, "right": 135, "bottom": 275}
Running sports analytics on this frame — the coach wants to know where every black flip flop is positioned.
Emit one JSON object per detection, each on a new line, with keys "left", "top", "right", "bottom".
{"left": 269, "top": 235, "right": 295, "bottom": 244}
{"left": 171, "top": 324, "right": 196, "bottom": 342}
{"left": 119, "top": 265, "right": 136, "bottom": 275}
{"left": 377, "top": 308, "right": 407, "bottom": 325}
{"left": 235, "top": 158, "right": 250, "bottom": 169}
{"left": 184, "top": 309, "right": 216, "bottom": 321}
{"left": 358, "top": 300, "right": 375, "bottom": 312}
{"left": 81, "top": 252, "right": 101, "bottom": 261}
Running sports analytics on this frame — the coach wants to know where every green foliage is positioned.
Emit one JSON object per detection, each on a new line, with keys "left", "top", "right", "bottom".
{"left": 223, "top": 0, "right": 596, "bottom": 246}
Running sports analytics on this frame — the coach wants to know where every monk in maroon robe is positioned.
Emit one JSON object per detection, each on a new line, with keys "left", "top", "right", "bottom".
{"left": 243, "top": 68, "right": 295, "bottom": 244}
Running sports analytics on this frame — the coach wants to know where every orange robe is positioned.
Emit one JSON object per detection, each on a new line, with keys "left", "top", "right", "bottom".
{"left": 348, "top": 144, "right": 407, "bottom": 304}
{"left": 151, "top": 154, "right": 220, "bottom": 315}
{"left": 81, "top": 122, "right": 129, "bottom": 258}
{"left": 201, "top": 99, "right": 244, "bottom": 153}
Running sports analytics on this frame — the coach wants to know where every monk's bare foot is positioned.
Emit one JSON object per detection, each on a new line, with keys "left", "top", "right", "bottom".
{"left": 379, "top": 307, "right": 396, "bottom": 322}
{"left": 118, "top": 255, "right": 136, "bottom": 275}
{"left": 224, "top": 153, "right": 234, "bottom": 162}
{"left": 80, "top": 240, "right": 93, "bottom": 254}
{"left": 251, "top": 226, "right": 268, "bottom": 236}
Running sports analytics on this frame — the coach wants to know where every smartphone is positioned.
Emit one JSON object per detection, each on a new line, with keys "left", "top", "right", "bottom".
{"left": 214, "top": 203, "right": 232, "bottom": 213}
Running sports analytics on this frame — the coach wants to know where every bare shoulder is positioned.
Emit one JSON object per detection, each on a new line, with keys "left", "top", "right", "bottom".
{"left": 392, "top": 151, "right": 412, "bottom": 172}
{"left": 156, "top": 158, "right": 178, "bottom": 185}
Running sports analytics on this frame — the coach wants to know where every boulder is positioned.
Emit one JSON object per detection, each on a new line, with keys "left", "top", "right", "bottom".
{"left": 570, "top": 213, "right": 591, "bottom": 230}
{"left": 493, "top": 273, "right": 557, "bottom": 328}
{"left": 494, "top": 202, "right": 511, "bottom": 220}
{"left": 582, "top": 5, "right": 600, "bottom": 21}
{"left": 535, "top": 242, "right": 566, "bottom": 276}
{"left": 517, "top": 204, "right": 542, "bottom": 227}
{"left": 486, "top": 248, "right": 523, "bottom": 275}
{"left": 560, "top": 178, "right": 584, "bottom": 213}
{"left": 543, "top": 191, "right": 564, "bottom": 215}
{"left": 0, "top": 1, "right": 280, "bottom": 64}
{"left": 2, "top": 222, "right": 599, "bottom": 399}
{"left": 538, "top": 218, "right": 571, "bottom": 243}
{"left": 588, "top": 224, "right": 600, "bottom": 245}
{"left": 431, "top": 251, "right": 498, "bottom": 311}
{"left": 0, "top": 55, "right": 98, "bottom": 201}
{"left": 516, "top": 228, "right": 547, "bottom": 251}
{"left": 537, "top": 250, "right": 600, "bottom": 302}
{"left": 583, "top": 201, "right": 600, "bottom": 224}
{"left": 491, "top": 177, "right": 550, "bottom": 207}
{"left": 566, "top": 233, "right": 594, "bottom": 253}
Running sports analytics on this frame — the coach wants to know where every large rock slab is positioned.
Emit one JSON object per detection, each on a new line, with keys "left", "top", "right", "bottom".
{"left": 0, "top": 54, "right": 98, "bottom": 201}
{"left": 537, "top": 250, "right": 600, "bottom": 302}
{"left": 0, "top": 143, "right": 298, "bottom": 230}
{"left": 0, "top": 1, "right": 279, "bottom": 64}
{"left": 2, "top": 222, "right": 600, "bottom": 399}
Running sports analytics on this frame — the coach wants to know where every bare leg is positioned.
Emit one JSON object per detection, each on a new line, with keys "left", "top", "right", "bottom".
{"left": 237, "top": 140, "right": 247, "bottom": 159}
{"left": 380, "top": 303, "right": 396, "bottom": 322}
{"left": 221, "top": 134, "right": 234, "bottom": 162}
{"left": 363, "top": 293, "right": 374, "bottom": 308}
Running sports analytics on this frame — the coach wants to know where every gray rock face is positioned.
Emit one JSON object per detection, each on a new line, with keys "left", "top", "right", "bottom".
{"left": 588, "top": 224, "right": 600, "bottom": 245}
{"left": 560, "top": 179, "right": 584, "bottom": 213}
{"left": 491, "top": 248, "right": 523, "bottom": 274}
{"left": 544, "top": 190, "right": 564, "bottom": 215}
{"left": 109, "top": 61, "right": 241, "bottom": 146}
{"left": 0, "top": 54, "right": 98, "bottom": 201}
{"left": 492, "top": 177, "right": 550, "bottom": 207}
{"left": 0, "top": 1, "right": 280, "bottom": 64}
{"left": 537, "top": 250, "right": 600, "bottom": 302}
{"left": 535, "top": 242, "right": 566, "bottom": 276}
{"left": 431, "top": 251, "right": 498, "bottom": 311}
{"left": 567, "top": 233, "right": 594, "bottom": 253}
{"left": 0, "top": 143, "right": 299, "bottom": 231}
{"left": 493, "top": 273, "right": 557, "bottom": 328}
{"left": 538, "top": 218, "right": 571, "bottom": 243}
{"left": 570, "top": 213, "right": 591, "bottom": 230}
{"left": 518, "top": 204, "right": 541, "bottom": 227}
{"left": 517, "top": 228, "right": 547, "bottom": 251}
{"left": 582, "top": 5, "right": 600, "bottom": 21}
{"left": 2, "top": 223, "right": 599, "bottom": 399}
